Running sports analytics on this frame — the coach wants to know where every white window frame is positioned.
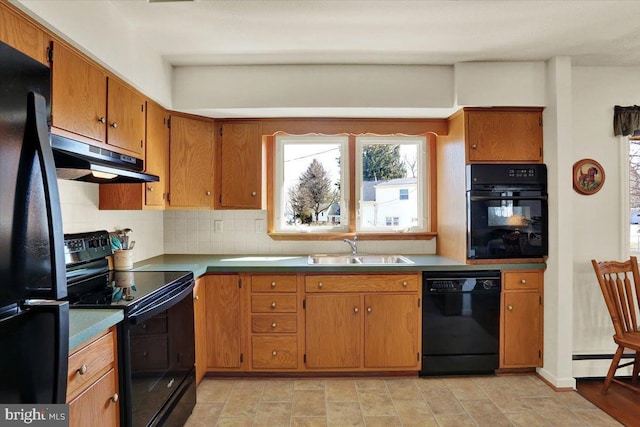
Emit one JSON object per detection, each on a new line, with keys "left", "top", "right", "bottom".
{"left": 354, "top": 136, "right": 428, "bottom": 233}
{"left": 274, "top": 135, "right": 349, "bottom": 233}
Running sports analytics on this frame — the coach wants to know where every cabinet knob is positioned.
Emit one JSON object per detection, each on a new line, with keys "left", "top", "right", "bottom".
{"left": 98, "top": 116, "right": 106, "bottom": 124}
{"left": 147, "top": 186, "right": 154, "bottom": 192}
{"left": 508, "top": 305, "right": 513, "bottom": 311}
{"left": 111, "top": 393, "right": 119, "bottom": 403}
{"left": 206, "top": 191, "right": 211, "bottom": 196}
{"left": 77, "top": 364, "right": 88, "bottom": 375}
{"left": 520, "top": 279, "right": 527, "bottom": 284}
{"left": 194, "top": 295, "right": 199, "bottom": 301}
{"left": 318, "top": 282, "right": 323, "bottom": 288}
{"left": 354, "top": 307, "right": 359, "bottom": 313}
{"left": 471, "top": 144, "right": 477, "bottom": 149}
{"left": 402, "top": 281, "right": 408, "bottom": 287}
{"left": 110, "top": 122, "right": 118, "bottom": 128}
{"left": 272, "top": 350, "right": 277, "bottom": 356}
{"left": 271, "top": 322, "right": 277, "bottom": 328}
{"left": 251, "top": 191, "right": 257, "bottom": 196}
{"left": 271, "top": 281, "right": 276, "bottom": 288}
{"left": 367, "top": 307, "right": 372, "bottom": 313}
{"left": 271, "top": 302, "right": 277, "bottom": 308}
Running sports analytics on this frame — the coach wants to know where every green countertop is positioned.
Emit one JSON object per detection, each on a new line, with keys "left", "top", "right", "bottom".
{"left": 69, "top": 309, "right": 123, "bottom": 351}
{"left": 133, "top": 254, "right": 545, "bottom": 277}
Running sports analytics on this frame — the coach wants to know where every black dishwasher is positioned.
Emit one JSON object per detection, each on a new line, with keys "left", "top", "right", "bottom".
{"left": 421, "top": 271, "right": 501, "bottom": 376}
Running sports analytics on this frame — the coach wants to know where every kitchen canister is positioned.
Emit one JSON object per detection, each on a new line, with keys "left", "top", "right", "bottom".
{"left": 113, "top": 249, "right": 134, "bottom": 270}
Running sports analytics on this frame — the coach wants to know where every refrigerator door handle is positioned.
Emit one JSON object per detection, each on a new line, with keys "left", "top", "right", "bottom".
{"left": 22, "top": 300, "right": 70, "bottom": 403}
{"left": 21, "top": 92, "right": 67, "bottom": 300}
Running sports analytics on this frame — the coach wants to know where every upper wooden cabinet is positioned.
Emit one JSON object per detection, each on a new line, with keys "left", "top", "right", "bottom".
{"left": 459, "top": 107, "right": 544, "bottom": 164}
{"left": 0, "top": 2, "right": 47, "bottom": 64}
{"left": 168, "top": 115, "right": 215, "bottom": 209}
{"left": 215, "top": 121, "right": 263, "bottom": 209}
{"left": 99, "top": 101, "right": 169, "bottom": 210}
{"left": 50, "top": 41, "right": 145, "bottom": 157}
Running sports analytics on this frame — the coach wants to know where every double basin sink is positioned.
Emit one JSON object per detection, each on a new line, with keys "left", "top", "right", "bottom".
{"left": 307, "top": 254, "right": 414, "bottom": 265}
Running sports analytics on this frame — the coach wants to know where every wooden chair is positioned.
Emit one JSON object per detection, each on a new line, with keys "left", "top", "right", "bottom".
{"left": 591, "top": 256, "right": 640, "bottom": 394}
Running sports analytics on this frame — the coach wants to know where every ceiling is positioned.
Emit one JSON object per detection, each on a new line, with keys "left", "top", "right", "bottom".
{"left": 65, "top": 0, "right": 640, "bottom": 67}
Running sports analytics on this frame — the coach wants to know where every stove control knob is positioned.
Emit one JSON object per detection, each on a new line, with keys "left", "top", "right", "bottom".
{"left": 482, "top": 280, "right": 493, "bottom": 290}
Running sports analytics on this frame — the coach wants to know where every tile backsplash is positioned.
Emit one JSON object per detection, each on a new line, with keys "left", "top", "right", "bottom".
{"left": 57, "top": 180, "right": 436, "bottom": 259}
{"left": 57, "top": 180, "right": 164, "bottom": 263}
{"left": 163, "top": 210, "right": 436, "bottom": 255}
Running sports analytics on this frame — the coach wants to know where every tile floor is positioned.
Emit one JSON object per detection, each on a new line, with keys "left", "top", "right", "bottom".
{"left": 184, "top": 375, "right": 622, "bottom": 426}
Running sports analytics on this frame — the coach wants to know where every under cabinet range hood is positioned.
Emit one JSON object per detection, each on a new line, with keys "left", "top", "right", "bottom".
{"left": 50, "top": 135, "right": 159, "bottom": 184}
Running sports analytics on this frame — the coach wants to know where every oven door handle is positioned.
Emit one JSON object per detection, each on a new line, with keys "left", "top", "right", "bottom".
{"left": 128, "top": 281, "right": 194, "bottom": 325}
{"left": 469, "top": 195, "right": 548, "bottom": 201}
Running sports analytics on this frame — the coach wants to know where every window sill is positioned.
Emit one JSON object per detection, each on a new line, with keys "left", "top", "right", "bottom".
{"left": 268, "top": 232, "right": 437, "bottom": 241}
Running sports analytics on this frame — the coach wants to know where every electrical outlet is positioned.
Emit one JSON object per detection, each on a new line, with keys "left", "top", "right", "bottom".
{"left": 214, "top": 220, "right": 223, "bottom": 233}
{"left": 255, "top": 219, "right": 265, "bottom": 232}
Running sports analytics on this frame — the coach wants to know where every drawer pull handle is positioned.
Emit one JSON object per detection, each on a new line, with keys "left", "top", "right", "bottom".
{"left": 318, "top": 282, "right": 323, "bottom": 288}
{"left": 354, "top": 307, "right": 359, "bottom": 313}
{"left": 471, "top": 144, "right": 477, "bottom": 149}
{"left": 508, "top": 305, "right": 513, "bottom": 311}
{"left": 251, "top": 191, "right": 257, "bottom": 196}
{"left": 142, "top": 324, "right": 147, "bottom": 329}
{"left": 272, "top": 350, "right": 277, "bottom": 356}
{"left": 367, "top": 307, "right": 372, "bottom": 313}
{"left": 271, "top": 281, "right": 276, "bottom": 288}
{"left": 520, "top": 279, "right": 527, "bottom": 284}
{"left": 271, "top": 322, "right": 277, "bottom": 328}
{"left": 271, "top": 302, "right": 277, "bottom": 308}
{"left": 402, "top": 281, "right": 408, "bottom": 287}
{"left": 98, "top": 116, "right": 106, "bottom": 124}
{"left": 111, "top": 393, "right": 119, "bottom": 403}
{"left": 206, "top": 191, "right": 211, "bottom": 196}
{"left": 110, "top": 122, "right": 117, "bottom": 128}
{"left": 194, "top": 295, "right": 199, "bottom": 301}
{"left": 78, "top": 364, "right": 88, "bottom": 375}
{"left": 147, "top": 186, "right": 154, "bottom": 192}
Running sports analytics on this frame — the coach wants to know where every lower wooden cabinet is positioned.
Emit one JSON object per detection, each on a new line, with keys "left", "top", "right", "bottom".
{"left": 500, "top": 270, "right": 543, "bottom": 368}
{"left": 204, "top": 274, "right": 243, "bottom": 370}
{"left": 67, "top": 327, "right": 119, "bottom": 427}
{"left": 304, "top": 274, "right": 421, "bottom": 371}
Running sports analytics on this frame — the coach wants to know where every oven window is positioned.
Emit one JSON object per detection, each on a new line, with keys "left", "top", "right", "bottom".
{"left": 487, "top": 205, "right": 531, "bottom": 227}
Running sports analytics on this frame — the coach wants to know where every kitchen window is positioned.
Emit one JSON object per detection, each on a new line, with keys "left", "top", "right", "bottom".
{"left": 629, "top": 137, "right": 640, "bottom": 253}
{"left": 270, "top": 133, "right": 434, "bottom": 239}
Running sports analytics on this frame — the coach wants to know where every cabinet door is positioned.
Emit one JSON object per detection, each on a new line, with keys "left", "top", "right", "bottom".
{"left": 467, "top": 110, "right": 542, "bottom": 163}
{"left": 106, "top": 78, "right": 145, "bottom": 156}
{"left": 169, "top": 116, "right": 215, "bottom": 208}
{"left": 502, "top": 291, "right": 542, "bottom": 367}
{"left": 68, "top": 369, "right": 119, "bottom": 427}
{"left": 205, "top": 275, "right": 242, "bottom": 369}
{"left": 305, "top": 294, "right": 361, "bottom": 369}
{"left": 218, "top": 122, "right": 261, "bottom": 209}
{"left": 0, "top": 3, "right": 46, "bottom": 64}
{"left": 364, "top": 294, "right": 420, "bottom": 368}
{"left": 193, "top": 278, "right": 207, "bottom": 384}
{"left": 145, "top": 101, "right": 169, "bottom": 207}
{"left": 51, "top": 42, "right": 107, "bottom": 143}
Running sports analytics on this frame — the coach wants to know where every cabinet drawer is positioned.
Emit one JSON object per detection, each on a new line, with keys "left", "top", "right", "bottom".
{"left": 305, "top": 274, "right": 419, "bottom": 293}
{"left": 251, "top": 295, "right": 297, "bottom": 313}
{"left": 252, "top": 336, "right": 297, "bottom": 369}
{"left": 67, "top": 330, "right": 116, "bottom": 401}
{"left": 68, "top": 368, "right": 119, "bottom": 427}
{"left": 503, "top": 271, "right": 542, "bottom": 291}
{"left": 252, "top": 315, "right": 297, "bottom": 333}
{"left": 252, "top": 275, "right": 297, "bottom": 293}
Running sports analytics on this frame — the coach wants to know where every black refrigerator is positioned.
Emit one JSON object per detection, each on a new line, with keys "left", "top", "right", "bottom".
{"left": 0, "top": 40, "right": 69, "bottom": 403}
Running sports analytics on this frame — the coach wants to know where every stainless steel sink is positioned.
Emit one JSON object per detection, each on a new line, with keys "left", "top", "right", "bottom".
{"left": 307, "top": 254, "right": 414, "bottom": 265}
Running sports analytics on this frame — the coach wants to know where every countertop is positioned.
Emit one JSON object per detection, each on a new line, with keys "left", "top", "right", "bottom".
{"left": 69, "top": 309, "right": 123, "bottom": 351}
{"left": 133, "top": 254, "right": 546, "bottom": 277}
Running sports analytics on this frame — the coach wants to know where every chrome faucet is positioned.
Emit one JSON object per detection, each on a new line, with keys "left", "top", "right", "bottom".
{"left": 343, "top": 236, "right": 358, "bottom": 255}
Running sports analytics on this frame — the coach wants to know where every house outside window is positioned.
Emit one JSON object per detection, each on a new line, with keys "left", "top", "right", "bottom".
{"left": 399, "top": 188, "right": 409, "bottom": 200}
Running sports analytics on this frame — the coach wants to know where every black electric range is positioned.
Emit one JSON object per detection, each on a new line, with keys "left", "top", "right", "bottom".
{"left": 65, "top": 231, "right": 196, "bottom": 427}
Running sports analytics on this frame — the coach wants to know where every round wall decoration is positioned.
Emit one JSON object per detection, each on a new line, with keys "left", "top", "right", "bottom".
{"left": 573, "top": 158, "right": 605, "bottom": 195}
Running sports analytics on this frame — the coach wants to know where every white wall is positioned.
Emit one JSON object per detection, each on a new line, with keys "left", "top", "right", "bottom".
{"left": 571, "top": 66, "right": 640, "bottom": 377}
{"left": 58, "top": 180, "right": 164, "bottom": 263}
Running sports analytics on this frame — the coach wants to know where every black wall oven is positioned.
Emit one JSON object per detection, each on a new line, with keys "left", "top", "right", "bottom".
{"left": 466, "top": 164, "right": 548, "bottom": 260}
